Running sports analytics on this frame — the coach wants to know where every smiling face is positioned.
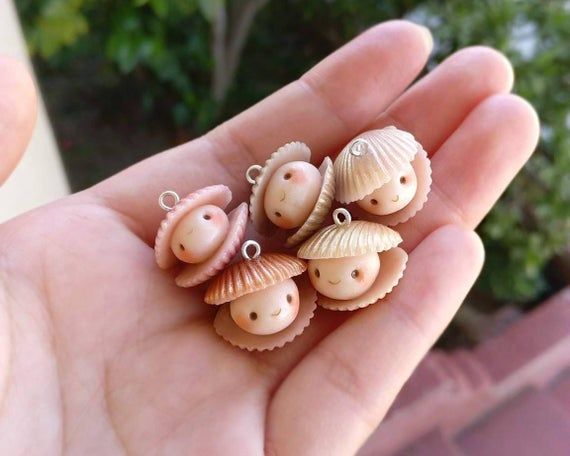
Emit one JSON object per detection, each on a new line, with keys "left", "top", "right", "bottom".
{"left": 308, "top": 253, "right": 381, "bottom": 300}
{"left": 229, "top": 278, "right": 300, "bottom": 335}
{"left": 263, "top": 161, "right": 322, "bottom": 229}
{"left": 357, "top": 162, "right": 418, "bottom": 215}
{"left": 170, "top": 205, "right": 229, "bottom": 264}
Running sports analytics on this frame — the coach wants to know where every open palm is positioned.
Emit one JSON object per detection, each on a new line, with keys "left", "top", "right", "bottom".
{"left": 0, "top": 21, "right": 538, "bottom": 455}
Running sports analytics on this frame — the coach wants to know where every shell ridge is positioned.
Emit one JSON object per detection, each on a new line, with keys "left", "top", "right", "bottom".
{"left": 334, "top": 127, "right": 423, "bottom": 202}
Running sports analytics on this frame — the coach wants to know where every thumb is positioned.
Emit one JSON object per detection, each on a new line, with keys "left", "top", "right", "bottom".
{"left": 0, "top": 56, "right": 37, "bottom": 185}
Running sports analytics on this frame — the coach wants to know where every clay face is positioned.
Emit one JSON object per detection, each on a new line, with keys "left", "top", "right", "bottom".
{"left": 264, "top": 161, "right": 322, "bottom": 229}
{"left": 170, "top": 204, "right": 229, "bottom": 263}
{"left": 357, "top": 164, "right": 418, "bottom": 215}
{"left": 229, "top": 278, "right": 300, "bottom": 335}
{"left": 308, "top": 252, "right": 381, "bottom": 300}
{"left": 356, "top": 162, "right": 418, "bottom": 216}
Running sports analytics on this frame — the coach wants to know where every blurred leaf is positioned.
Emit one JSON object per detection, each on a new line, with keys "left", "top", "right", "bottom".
{"left": 27, "top": 0, "right": 88, "bottom": 58}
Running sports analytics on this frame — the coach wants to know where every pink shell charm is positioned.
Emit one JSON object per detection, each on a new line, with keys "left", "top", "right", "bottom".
{"left": 154, "top": 185, "right": 246, "bottom": 287}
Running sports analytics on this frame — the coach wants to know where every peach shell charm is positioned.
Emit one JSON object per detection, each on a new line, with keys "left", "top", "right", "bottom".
{"left": 334, "top": 126, "right": 432, "bottom": 226}
{"left": 154, "top": 185, "right": 248, "bottom": 287}
{"left": 247, "top": 141, "right": 335, "bottom": 246}
{"left": 297, "top": 208, "right": 408, "bottom": 311}
{"left": 204, "top": 241, "right": 317, "bottom": 351}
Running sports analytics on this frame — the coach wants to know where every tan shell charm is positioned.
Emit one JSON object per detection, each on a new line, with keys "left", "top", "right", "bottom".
{"left": 154, "top": 185, "right": 246, "bottom": 287}
{"left": 205, "top": 241, "right": 315, "bottom": 351}
{"left": 297, "top": 208, "right": 402, "bottom": 259}
{"left": 298, "top": 209, "right": 407, "bottom": 311}
{"left": 247, "top": 141, "right": 335, "bottom": 242}
{"left": 334, "top": 126, "right": 431, "bottom": 225}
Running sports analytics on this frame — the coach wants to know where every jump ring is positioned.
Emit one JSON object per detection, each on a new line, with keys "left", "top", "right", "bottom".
{"left": 158, "top": 191, "right": 180, "bottom": 211}
{"left": 332, "top": 208, "right": 352, "bottom": 226}
{"left": 350, "top": 139, "right": 369, "bottom": 157}
{"left": 241, "top": 240, "right": 261, "bottom": 260}
{"left": 246, "top": 165, "right": 263, "bottom": 184}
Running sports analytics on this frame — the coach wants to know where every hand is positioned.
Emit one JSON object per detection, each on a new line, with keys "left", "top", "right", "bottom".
{"left": 0, "top": 21, "right": 538, "bottom": 455}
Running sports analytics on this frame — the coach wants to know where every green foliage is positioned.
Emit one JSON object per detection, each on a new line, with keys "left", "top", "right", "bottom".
{"left": 23, "top": 0, "right": 88, "bottom": 58}
{"left": 16, "top": 0, "right": 570, "bottom": 304}
{"left": 417, "top": 0, "right": 570, "bottom": 301}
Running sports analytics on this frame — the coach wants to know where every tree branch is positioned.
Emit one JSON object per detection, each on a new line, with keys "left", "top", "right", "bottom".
{"left": 211, "top": 0, "right": 268, "bottom": 103}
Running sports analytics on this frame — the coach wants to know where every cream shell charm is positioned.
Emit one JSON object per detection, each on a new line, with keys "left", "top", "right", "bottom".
{"left": 154, "top": 185, "right": 248, "bottom": 287}
{"left": 334, "top": 126, "right": 432, "bottom": 225}
{"left": 247, "top": 141, "right": 335, "bottom": 247}
{"left": 205, "top": 241, "right": 317, "bottom": 351}
{"left": 298, "top": 208, "right": 408, "bottom": 311}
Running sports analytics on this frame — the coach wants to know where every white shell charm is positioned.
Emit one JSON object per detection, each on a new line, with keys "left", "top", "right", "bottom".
{"left": 334, "top": 126, "right": 432, "bottom": 226}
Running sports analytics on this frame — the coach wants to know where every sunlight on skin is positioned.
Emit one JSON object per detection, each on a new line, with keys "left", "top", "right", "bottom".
{"left": 0, "top": 20, "right": 538, "bottom": 455}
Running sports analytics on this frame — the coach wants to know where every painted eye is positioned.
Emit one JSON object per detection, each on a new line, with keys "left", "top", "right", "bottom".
{"left": 203, "top": 214, "right": 211, "bottom": 220}
{"left": 400, "top": 176, "right": 407, "bottom": 184}
{"left": 249, "top": 312, "right": 258, "bottom": 321}
{"left": 286, "top": 294, "right": 293, "bottom": 303}
{"left": 351, "top": 269, "right": 360, "bottom": 279}
{"left": 370, "top": 198, "right": 378, "bottom": 206}
{"left": 314, "top": 268, "right": 320, "bottom": 278}
{"left": 284, "top": 172, "right": 292, "bottom": 180}
{"left": 274, "top": 211, "right": 282, "bottom": 218}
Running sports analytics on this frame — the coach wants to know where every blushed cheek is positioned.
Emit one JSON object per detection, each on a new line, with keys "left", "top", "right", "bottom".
{"left": 289, "top": 298, "right": 300, "bottom": 314}
{"left": 277, "top": 213, "right": 295, "bottom": 227}
{"left": 355, "top": 272, "right": 367, "bottom": 284}
{"left": 211, "top": 211, "right": 226, "bottom": 225}
{"left": 234, "top": 312, "right": 253, "bottom": 331}
{"left": 290, "top": 170, "right": 307, "bottom": 184}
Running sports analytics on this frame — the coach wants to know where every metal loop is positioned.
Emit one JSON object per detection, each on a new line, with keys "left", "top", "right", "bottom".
{"left": 350, "top": 139, "right": 369, "bottom": 157}
{"left": 333, "top": 208, "right": 352, "bottom": 226}
{"left": 246, "top": 165, "right": 263, "bottom": 184}
{"left": 241, "top": 240, "right": 261, "bottom": 260}
{"left": 158, "top": 191, "right": 180, "bottom": 211}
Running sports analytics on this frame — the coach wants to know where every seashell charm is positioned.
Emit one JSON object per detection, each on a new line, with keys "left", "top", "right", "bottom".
{"left": 334, "top": 126, "right": 432, "bottom": 226}
{"left": 154, "top": 185, "right": 248, "bottom": 287}
{"left": 205, "top": 240, "right": 317, "bottom": 351}
{"left": 247, "top": 141, "right": 335, "bottom": 246}
{"left": 297, "top": 208, "right": 408, "bottom": 311}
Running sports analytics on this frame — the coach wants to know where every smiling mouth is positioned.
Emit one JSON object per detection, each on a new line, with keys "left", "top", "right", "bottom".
{"left": 391, "top": 195, "right": 400, "bottom": 203}
{"left": 271, "top": 308, "right": 282, "bottom": 316}
{"left": 328, "top": 279, "right": 341, "bottom": 285}
{"left": 279, "top": 191, "right": 286, "bottom": 202}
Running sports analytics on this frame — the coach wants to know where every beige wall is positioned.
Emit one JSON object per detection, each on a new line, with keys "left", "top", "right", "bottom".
{"left": 0, "top": 0, "right": 69, "bottom": 223}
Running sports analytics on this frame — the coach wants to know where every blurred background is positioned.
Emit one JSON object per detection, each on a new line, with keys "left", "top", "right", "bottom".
{"left": 12, "top": 0, "right": 570, "bottom": 349}
{"left": 3, "top": 0, "right": 570, "bottom": 453}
